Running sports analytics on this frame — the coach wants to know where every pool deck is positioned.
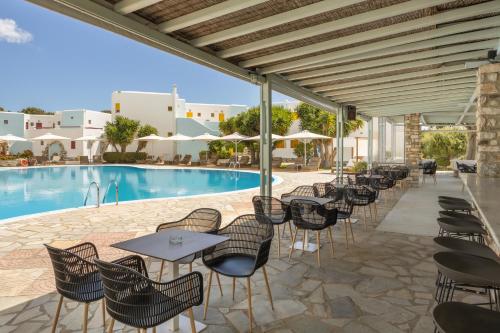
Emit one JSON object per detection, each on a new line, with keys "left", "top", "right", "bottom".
{"left": 0, "top": 168, "right": 476, "bottom": 333}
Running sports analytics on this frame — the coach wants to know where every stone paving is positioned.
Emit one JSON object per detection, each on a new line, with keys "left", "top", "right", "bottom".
{"left": 0, "top": 168, "right": 458, "bottom": 332}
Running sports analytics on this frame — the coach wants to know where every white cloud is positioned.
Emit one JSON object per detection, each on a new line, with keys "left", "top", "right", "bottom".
{"left": 0, "top": 18, "right": 33, "bottom": 44}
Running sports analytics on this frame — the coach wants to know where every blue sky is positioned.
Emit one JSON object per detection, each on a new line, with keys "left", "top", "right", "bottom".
{"left": 0, "top": 0, "right": 293, "bottom": 112}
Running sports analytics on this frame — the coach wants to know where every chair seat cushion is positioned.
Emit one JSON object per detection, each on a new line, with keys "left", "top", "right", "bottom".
{"left": 433, "top": 237, "right": 499, "bottom": 261}
{"left": 433, "top": 302, "right": 500, "bottom": 333}
{"left": 60, "top": 271, "right": 104, "bottom": 303}
{"left": 437, "top": 218, "right": 486, "bottom": 235}
{"left": 206, "top": 255, "right": 256, "bottom": 278}
{"left": 438, "top": 211, "right": 481, "bottom": 225}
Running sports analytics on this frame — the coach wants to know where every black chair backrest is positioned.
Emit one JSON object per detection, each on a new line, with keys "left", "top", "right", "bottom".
{"left": 157, "top": 208, "right": 221, "bottom": 233}
{"left": 45, "top": 242, "right": 103, "bottom": 302}
{"left": 290, "top": 199, "right": 338, "bottom": 230}
{"left": 456, "top": 162, "right": 476, "bottom": 174}
{"left": 281, "top": 185, "right": 315, "bottom": 198}
{"left": 202, "top": 214, "right": 274, "bottom": 273}
{"left": 252, "top": 196, "right": 291, "bottom": 224}
{"left": 95, "top": 255, "right": 203, "bottom": 328}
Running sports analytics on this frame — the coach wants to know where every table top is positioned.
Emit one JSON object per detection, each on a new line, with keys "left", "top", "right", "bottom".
{"left": 280, "top": 195, "right": 334, "bottom": 205}
{"left": 461, "top": 174, "right": 500, "bottom": 253}
{"left": 359, "top": 174, "right": 384, "bottom": 179}
{"left": 111, "top": 229, "right": 229, "bottom": 262}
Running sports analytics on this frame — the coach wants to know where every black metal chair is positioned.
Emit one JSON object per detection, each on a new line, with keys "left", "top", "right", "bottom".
{"left": 422, "top": 160, "right": 438, "bottom": 184}
{"left": 345, "top": 185, "right": 373, "bottom": 230}
{"left": 433, "top": 237, "right": 499, "bottom": 261}
{"left": 95, "top": 255, "right": 203, "bottom": 333}
{"left": 202, "top": 214, "right": 274, "bottom": 333}
{"left": 252, "top": 196, "right": 292, "bottom": 257}
{"left": 438, "top": 196, "right": 474, "bottom": 213}
{"left": 456, "top": 162, "right": 477, "bottom": 174}
{"left": 326, "top": 199, "right": 355, "bottom": 248}
{"left": 370, "top": 176, "right": 395, "bottom": 202}
{"left": 433, "top": 302, "right": 500, "bottom": 333}
{"left": 289, "top": 199, "right": 337, "bottom": 266}
{"left": 439, "top": 211, "right": 482, "bottom": 225}
{"left": 313, "top": 182, "right": 343, "bottom": 201}
{"left": 45, "top": 242, "right": 104, "bottom": 333}
{"left": 437, "top": 217, "right": 486, "bottom": 243}
{"left": 281, "top": 185, "right": 315, "bottom": 198}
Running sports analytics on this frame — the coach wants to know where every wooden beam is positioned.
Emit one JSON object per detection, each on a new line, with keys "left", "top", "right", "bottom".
{"left": 158, "top": 0, "right": 267, "bottom": 33}
{"left": 286, "top": 30, "right": 500, "bottom": 75}
{"left": 456, "top": 87, "right": 479, "bottom": 124}
{"left": 299, "top": 50, "right": 486, "bottom": 86}
{"left": 335, "top": 82, "right": 476, "bottom": 102}
{"left": 191, "top": 0, "right": 363, "bottom": 46}
{"left": 114, "top": 0, "right": 162, "bottom": 14}
{"left": 258, "top": 16, "right": 500, "bottom": 74}
{"left": 345, "top": 87, "right": 474, "bottom": 104}
{"left": 314, "top": 65, "right": 470, "bottom": 93}
{"left": 355, "top": 93, "right": 471, "bottom": 108}
{"left": 325, "top": 74, "right": 476, "bottom": 97}
{"left": 241, "top": 2, "right": 500, "bottom": 68}
{"left": 218, "top": 0, "right": 452, "bottom": 58}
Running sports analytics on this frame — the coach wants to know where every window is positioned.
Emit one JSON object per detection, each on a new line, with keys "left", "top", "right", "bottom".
{"left": 197, "top": 113, "right": 201, "bottom": 117}
{"left": 167, "top": 132, "right": 173, "bottom": 137}
{"left": 115, "top": 103, "right": 121, "bottom": 113}
{"left": 167, "top": 106, "right": 173, "bottom": 111}
{"left": 275, "top": 140, "right": 285, "bottom": 149}
{"left": 36, "top": 122, "right": 42, "bottom": 129}
{"left": 291, "top": 140, "right": 299, "bottom": 148}
{"left": 3, "top": 120, "right": 7, "bottom": 125}
{"left": 70, "top": 141, "right": 76, "bottom": 149}
{"left": 40, "top": 140, "right": 44, "bottom": 146}
{"left": 30, "top": 122, "right": 34, "bottom": 127}
{"left": 25, "top": 122, "right": 28, "bottom": 130}
{"left": 211, "top": 113, "right": 215, "bottom": 118}
{"left": 70, "top": 116, "right": 74, "bottom": 120}
{"left": 186, "top": 111, "right": 193, "bottom": 118}
{"left": 218, "top": 112, "right": 225, "bottom": 122}
{"left": 88, "top": 119, "right": 92, "bottom": 125}
{"left": 57, "top": 121, "right": 61, "bottom": 125}
{"left": 52, "top": 123, "right": 55, "bottom": 128}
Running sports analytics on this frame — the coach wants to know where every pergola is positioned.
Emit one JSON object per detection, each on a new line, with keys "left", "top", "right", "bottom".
{"left": 28, "top": 0, "right": 500, "bottom": 195}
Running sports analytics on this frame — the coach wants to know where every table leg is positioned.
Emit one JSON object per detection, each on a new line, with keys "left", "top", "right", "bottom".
{"left": 167, "top": 261, "right": 179, "bottom": 331}
{"left": 291, "top": 229, "right": 320, "bottom": 252}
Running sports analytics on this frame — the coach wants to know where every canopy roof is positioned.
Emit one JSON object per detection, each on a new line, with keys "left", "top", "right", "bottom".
{"left": 31, "top": 133, "right": 71, "bottom": 141}
{"left": 28, "top": 0, "right": 500, "bottom": 125}
{"left": 284, "top": 130, "right": 331, "bottom": 140}
{"left": 0, "top": 134, "right": 27, "bottom": 142}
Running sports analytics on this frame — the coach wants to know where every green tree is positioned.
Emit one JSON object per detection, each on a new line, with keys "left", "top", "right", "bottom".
{"left": 20, "top": 107, "right": 54, "bottom": 115}
{"left": 101, "top": 109, "right": 112, "bottom": 114}
{"left": 421, "top": 129, "right": 467, "bottom": 167}
{"left": 295, "top": 102, "right": 364, "bottom": 167}
{"left": 219, "top": 105, "right": 293, "bottom": 163}
{"left": 104, "top": 116, "right": 140, "bottom": 152}
{"left": 0, "top": 106, "right": 4, "bottom": 112}
{"left": 136, "top": 124, "right": 159, "bottom": 152}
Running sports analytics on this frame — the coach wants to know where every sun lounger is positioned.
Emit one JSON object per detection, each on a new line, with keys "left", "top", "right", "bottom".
{"left": 179, "top": 154, "right": 192, "bottom": 165}
{"left": 167, "top": 154, "right": 181, "bottom": 165}
{"left": 79, "top": 156, "right": 89, "bottom": 165}
{"left": 302, "top": 157, "right": 321, "bottom": 171}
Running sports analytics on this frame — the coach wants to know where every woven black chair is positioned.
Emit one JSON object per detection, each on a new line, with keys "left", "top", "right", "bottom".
{"left": 326, "top": 199, "right": 355, "bottom": 248}
{"left": 313, "top": 182, "right": 343, "bottom": 201}
{"left": 281, "top": 185, "right": 315, "bottom": 198}
{"left": 202, "top": 214, "right": 273, "bottom": 333}
{"left": 331, "top": 175, "right": 353, "bottom": 185}
{"left": 289, "top": 199, "right": 338, "bottom": 266}
{"left": 433, "top": 302, "right": 500, "bottom": 333}
{"left": 456, "top": 162, "right": 477, "bottom": 174}
{"left": 345, "top": 185, "right": 373, "bottom": 230}
{"left": 422, "top": 160, "right": 438, "bottom": 184}
{"left": 252, "top": 196, "right": 292, "bottom": 257}
{"left": 370, "top": 176, "right": 395, "bottom": 202}
{"left": 45, "top": 242, "right": 104, "bottom": 333}
{"left": 156, "top": 208, "right": 222, "bottom": 294}
{"left": 96, "top": 255, "right": 203, "bottom": 333}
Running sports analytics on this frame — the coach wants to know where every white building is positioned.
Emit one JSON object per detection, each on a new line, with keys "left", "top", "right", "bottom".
{"left": 111, "top": 86, "right": 247, "bottom": 161}
{"left": 0, "top": 110, "right": 111, "bottom": 159}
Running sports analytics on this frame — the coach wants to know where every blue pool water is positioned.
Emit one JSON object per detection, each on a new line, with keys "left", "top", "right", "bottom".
{"left": 0, "top": 166, "right": 261, "bottom": 221}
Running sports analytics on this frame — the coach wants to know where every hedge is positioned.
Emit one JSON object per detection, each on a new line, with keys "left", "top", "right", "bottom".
{"left": 103, "top": 152, "right": 148, "bottom": 163}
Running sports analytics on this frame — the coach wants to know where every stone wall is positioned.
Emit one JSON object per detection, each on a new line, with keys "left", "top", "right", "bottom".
{"left": 404, "top": 113, "right": 421, "bottom": 186}
{"left": 477, "top": 63, "right": 500, "bottom": 177}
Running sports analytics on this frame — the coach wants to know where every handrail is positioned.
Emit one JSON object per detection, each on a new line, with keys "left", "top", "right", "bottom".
{"left": 102, "top": 180, "right": 119, "bottom": 205}
{"left": 84, "top": 181, "right": 100, "bottom": 208}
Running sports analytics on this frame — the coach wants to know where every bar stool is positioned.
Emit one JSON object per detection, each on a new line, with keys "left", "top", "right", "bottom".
{"left": 433, "top": 237, "right": 499, "bottom": 261}
{"left": 438, "top": 211, "right": 482, "bottom": 225}
{"left": 438, "top": 197, "right": 474, "bottom": 213}
{"left": 433, "top": 302, "right": 500, "bottom": 333}
{"left": 437, "top": 217, "right": 486, "bottom": 243}
{"left": 433, "top": 252, "right": 500, "bottom": 309}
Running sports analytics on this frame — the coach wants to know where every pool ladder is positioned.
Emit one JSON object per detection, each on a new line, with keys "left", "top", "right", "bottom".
{"left": 83, "top": 180, "right": 119, "bottom": 207}
{"left": 102, "top": 180, "right": 119, "bottom": 206}
{"left": 84, "top": 181, "right": 100, "bottom": 208}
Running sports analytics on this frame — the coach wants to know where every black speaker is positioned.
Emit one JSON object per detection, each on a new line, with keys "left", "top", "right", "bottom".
{"left": 346, "top": 105, "right": 356, "bottom": 121}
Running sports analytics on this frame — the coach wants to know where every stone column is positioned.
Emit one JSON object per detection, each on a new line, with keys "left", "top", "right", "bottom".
{"left": 477, "top": 63, "right": 500, "bottom": 177}
{"left": 404, "top": 113, "right": 421, "bottom": 186}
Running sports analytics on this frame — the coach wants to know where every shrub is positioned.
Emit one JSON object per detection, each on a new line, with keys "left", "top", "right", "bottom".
{"left": 19, "top": 150, "right": 33, "bottom": 158}
{"left": 353, "top": 161, "right": 368, "bottom": 173}
{"left": 103, "top": 152, "right": 147, "bottom": 163}
{"left": 199, "top": 150, "right": 210, "bottom": 160}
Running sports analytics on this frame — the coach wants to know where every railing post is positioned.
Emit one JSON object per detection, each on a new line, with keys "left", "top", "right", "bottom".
{"left": 367, "top": 117, "right": 373, "bottom": 169}
{"left": 336, "top": 105, "right": 344, "bottom": 182}
{"left": 260, "top": 77, "right": 272, "bottom": 196}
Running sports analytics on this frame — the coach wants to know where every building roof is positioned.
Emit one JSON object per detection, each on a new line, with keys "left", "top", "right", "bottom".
{"left": 28, "top": 0, "right": 500, "bottom": 125}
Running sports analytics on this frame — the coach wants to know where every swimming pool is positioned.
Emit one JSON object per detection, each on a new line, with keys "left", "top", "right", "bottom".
{"left": 0, "top": 166, "right": 263, "bottom": 221}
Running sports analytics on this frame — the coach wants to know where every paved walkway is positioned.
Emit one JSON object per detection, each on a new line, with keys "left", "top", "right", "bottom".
{"left": 377, "top": 172, "right": 469, "bottom": 236}
{"left": 0, "top": 168, "right": 471, "bottom": 333}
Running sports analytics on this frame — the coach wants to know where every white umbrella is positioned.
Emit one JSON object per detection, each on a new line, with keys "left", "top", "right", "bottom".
{"left": 75, "top": 135, "right": 104, "bottom": 162}
{"left": 244, "top": 134, "right": 284, "bottom": 141}
{"left": 134, "top": 134, "right": 167, "bottom": 141}
{"left": 161, "top": 133, "right": 193, "bottom": 141}
{"left": 0, "top": 134, "right": 27, "bottom": 155}
{"left": 283, "top": 130, "right": 331, "bottom": 165}
{"left": 193, "top": 133, "right": 221, "bottom": 162}
{"left": 220, "top": 132, "right": 249, "bottom": 164}
{"left": 31, "top": 133, "right": 71, "bottom": 141}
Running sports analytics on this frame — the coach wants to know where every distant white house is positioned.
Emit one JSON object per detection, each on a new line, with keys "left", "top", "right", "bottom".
{"left": 0, "top": 110, "right": 111, "bottom": 159}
